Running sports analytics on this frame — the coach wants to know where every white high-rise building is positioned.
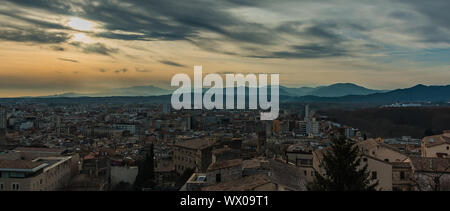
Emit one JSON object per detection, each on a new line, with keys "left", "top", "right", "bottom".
{"left": 304, "top": 104, "right": 310, "bottom": 119}
{"left": 306, "top": 118, "right": 319, "bottom": 136}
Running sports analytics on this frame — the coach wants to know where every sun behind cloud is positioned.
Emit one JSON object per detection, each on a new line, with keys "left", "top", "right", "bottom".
{"left": 68, "top": 17, "right": 94, "bottom": 31}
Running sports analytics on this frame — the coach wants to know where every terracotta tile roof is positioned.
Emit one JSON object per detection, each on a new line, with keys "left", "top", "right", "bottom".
{"left": 422, "top": 134, "right": 450, "bottom": 148}
{"left": 409, "top": 157, "right": 450, "bottom": 173}
{"left": 207, "top": 159, "right": 242, "bottom": 171}
{"left": 0, "top": 160, "right": 44, "bottom": 170}
{"left": 14, "top": 147, "right": 64, "bottom": 154}
{"left": 201, "top": 174, "right": 272, "bottom": 191}
{"left": 174, "top": 139, "right": 216, "bottom": 150}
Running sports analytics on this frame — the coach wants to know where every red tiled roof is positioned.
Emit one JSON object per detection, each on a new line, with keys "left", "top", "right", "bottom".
{"left": 0, "top": 160, "right": 44, "bottom": 170}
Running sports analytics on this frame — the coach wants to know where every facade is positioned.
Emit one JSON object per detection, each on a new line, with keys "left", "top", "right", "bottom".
{"left": 205, "top": 159, "right": 243, "bottom": 185}
{"left": 421, "top": 131, "right": 450, "bottom": 158}
{"left": 392, "top": 162, "right": 415, "bottom": 191}
{"left": 285, "top": 145, "right": 314, "bottom": 183}
{"left": 408, "top": 157, "right": 450, "bottom": 191}
{"left": 0, "top": 156, "right": 74, "bottom": 191}
{"left": 172, "top": 138, "right": 216, "bottom": 174}
{"left": 357, "top": 138, "right": 409, "bottom": 163}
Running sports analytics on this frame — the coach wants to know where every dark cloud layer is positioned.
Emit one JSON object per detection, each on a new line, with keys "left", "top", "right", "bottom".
{"left": 70, "top": 42, "right": 119, "bottom": 55}
{"left": 1, "top": 0, "right": 449, "bottom": 59}
{"left": 159, "top": 60, "right": 187, "bottom": 68}
{"left": 0, "top": 26, "right": 71, "bottom": 43}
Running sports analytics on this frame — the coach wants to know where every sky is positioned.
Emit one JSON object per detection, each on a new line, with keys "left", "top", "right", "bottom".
{"left": 0, "top": 0, "right": 449, "bottom": 97}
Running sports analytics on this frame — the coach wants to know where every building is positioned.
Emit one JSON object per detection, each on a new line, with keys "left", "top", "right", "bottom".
{"left": 408, "top": 157, "right": 450, "bottom": 191}
{"left": 206, "top": 158, "right": 243, "bottom": 185}
{"left": 285, "top": 145, "right": 314, "bottom": 183}
{"left": 356, "top": 138, "right": 409, "bottom": 163}
{"left": 304, "top": 104, "right": 309, "bottom": 119}
{"left": 421, "top": 130, "right": 450, "bottom": 158}
{"left": 0, "top": 156, "right": 74, "bottom": 191}
{"left": 306, "top": 118, "right": 319, "bottom": 136}
{"left": 391, "top": 162, "right": 415, "bottom": 191}
{"left": 201, "top": 160, "right": 307, "bottom": 191}
{"left": 172, "top": 138, "right": 216, "bottom": 174}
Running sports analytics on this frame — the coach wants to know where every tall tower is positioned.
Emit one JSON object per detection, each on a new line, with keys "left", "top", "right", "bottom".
{"left": 305, "top": 104, "right": 310, "bottom": 119}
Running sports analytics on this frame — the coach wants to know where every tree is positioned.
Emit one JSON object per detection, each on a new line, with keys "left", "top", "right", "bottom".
{"left": 175, "top": 168, "right": 194, "bottom": 189}
{"left": 133, "top": 144, "right": 155, "bottom": 190}
{"left": 309, "top": 136, "right": 378, "bottom": 191}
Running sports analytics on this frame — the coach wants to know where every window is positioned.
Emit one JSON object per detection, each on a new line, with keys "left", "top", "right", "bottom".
{"left": 447, "top": 146, "right": 449, "bottom": 150}
{"left": 371, "top": 172, "right": 377, "bottom": 180}
{"left": 216, "top": 174, "right": 221, "bottom": 183}
{"left": 400, "top": 171, "right": 405, "bottom": 180}
{"left": 12, "top": 183, "right": 20, "bottom": 191}
{"left": 0, "top": 183, "right": 3, "bottom": 190}
{"left": 304, "top": 171, "right": 307, "bottom": 176}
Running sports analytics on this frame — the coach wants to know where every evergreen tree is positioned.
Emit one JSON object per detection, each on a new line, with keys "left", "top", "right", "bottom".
{"left": 309, "top": 136, "right": 378, "bottom": 191}
{"left": 133, "top": 144, "right": 155, "bottom": 190}
{"left": 175, "top": 168, "right": 194, "bottom": 189}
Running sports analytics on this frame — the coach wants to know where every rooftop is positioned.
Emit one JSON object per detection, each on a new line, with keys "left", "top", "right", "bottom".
{"left": 0, "top": 160, "right": 47, "bottom": 171}
{"left": 174, "top": 139, "right": 216, "bottom": 150}
{"left": 207, "top": 158, "right": 243, "bottom": 171}
{"left": 201, "top": 174, "right": 272, "bottom": 191}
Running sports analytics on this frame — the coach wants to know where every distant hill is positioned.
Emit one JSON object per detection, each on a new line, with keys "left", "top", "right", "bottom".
{"left": 95, "top": 85, "right": 172, "bottom": 97}
{"left": 39, "top": 85, "right": 173, "bottom": 98}
{"left": 281, "top": 83, "right": 387, "bottom": 97}
{"left": 289, "top": 84, "right": 450, "bottom": 104}
{"left": 18, "top": 84, "right": 450, "bottom": 106}
{"left": 307, "top": 83, "right": 387, "bottom": 97}
{"left": 35, "top": 83, "right": 385, "bottom": 98}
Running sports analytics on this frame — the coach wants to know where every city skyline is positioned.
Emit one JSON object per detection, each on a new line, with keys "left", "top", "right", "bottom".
{"left": 1, "top": 0, "right": 449, "bottom": 97}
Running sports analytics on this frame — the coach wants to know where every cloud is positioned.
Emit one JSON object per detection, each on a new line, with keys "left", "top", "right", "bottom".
{"left": 159, "top": 60, "right": 186, "bottom": 67}
{"left": 58, "top": 58, "right": 79, "bottom": 63}
{"left": 252, "top": 44, "right": 349, "bottom": 59}
{"left": 114, "top": 68, "right": 128, "bottom": 74}
{"left": 99, "top": 68, "right": 107, "bottom": 73}
{"left": 2, "top": 0, "right": 450, "bottom": 60}
{"left": 0, "top": 26, "right": 71, "bottom": 43}
{"left": 135, "top": 68, "right": 151, "bottom": 73}
{"left": 70, "top": 42, "right": 119, "bottom": 55}
{"left": 51, "top": 46, "right": 65, "bottom": 51}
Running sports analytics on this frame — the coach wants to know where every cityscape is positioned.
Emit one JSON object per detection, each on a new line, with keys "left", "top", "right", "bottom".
{"left": 0, "top": 0, "right": 450, "bottom": 196}
{"left": 1, "top": 99, "right": 450, "bottom": 191}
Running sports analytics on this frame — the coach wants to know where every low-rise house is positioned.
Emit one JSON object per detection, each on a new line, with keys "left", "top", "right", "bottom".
{"left": 421, "top": 130, "right": 450, "bottom": 158}
{"left": 408, "top": 157, "right": 450, "bottom": 191}
{"left": 391, "top": 162, "right": 415, "bottom": 191}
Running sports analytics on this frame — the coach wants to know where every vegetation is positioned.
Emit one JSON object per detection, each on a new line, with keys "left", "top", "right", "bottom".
{"left": 323, "top": 107, "right": 450, "bottom": 138}
{"left": 309, "top": 136, "right": 378, "bottom": 191}
{"left": 175, "top": 168, "right": 195, "bottom": 189}
{"left": 133, "top": 144, "right": 155, "bottom": 190}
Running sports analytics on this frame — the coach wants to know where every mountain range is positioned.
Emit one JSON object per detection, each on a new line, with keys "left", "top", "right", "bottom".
{"left": 40, "top": 83, "right": 387, "bottom": 98}
{"left": 16, "top": 83, "right": 450, "bottom": 105}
